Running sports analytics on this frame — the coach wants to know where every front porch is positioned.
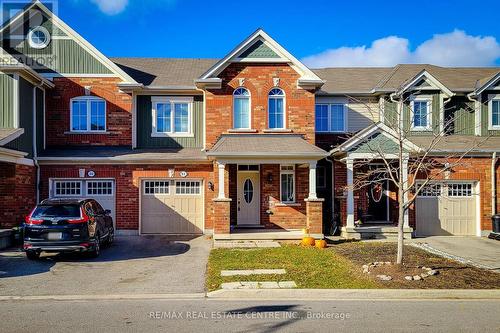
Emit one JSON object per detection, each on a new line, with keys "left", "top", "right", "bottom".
{"left": 207, "top": 134, "right": 328, "bottom": 240}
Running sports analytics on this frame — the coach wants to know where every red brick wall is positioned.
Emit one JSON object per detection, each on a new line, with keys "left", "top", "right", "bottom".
{"left": 40, "top": 163, "right": 215, "bottom": 231}
{"left": 204, "top": 63, "right": 316, "bottom": 148}
{"left": 46, "top": 77, "right": 132, "bottom": 147}
{"left": 260, "top": 164, "right": 309, "bottom": 230}
{"left": 0, "top": 162, "right": 36, "bottom": 228}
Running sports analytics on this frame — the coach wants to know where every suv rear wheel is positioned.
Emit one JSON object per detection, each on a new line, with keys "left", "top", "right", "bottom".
{"left": 26, "top": 251, "right": 40, "bottom": 260}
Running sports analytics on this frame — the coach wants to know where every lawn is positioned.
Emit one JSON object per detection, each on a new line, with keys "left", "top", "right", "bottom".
{"left": 206, "top": 244, "right": 379, "bottom": 291}
{"left": 206, "top": 242, "right": 500, "bottom": 291}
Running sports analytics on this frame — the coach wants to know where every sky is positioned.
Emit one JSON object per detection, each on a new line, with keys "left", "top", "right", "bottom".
{"left": 11, "top": 0, "right": 500, "bottom": 67}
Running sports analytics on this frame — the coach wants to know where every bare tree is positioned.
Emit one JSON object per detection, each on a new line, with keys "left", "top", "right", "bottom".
{"left": 343, "top": 91, "right": 489, "bottom": 264}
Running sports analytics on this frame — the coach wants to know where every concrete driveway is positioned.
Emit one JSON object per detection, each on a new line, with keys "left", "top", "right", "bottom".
{"left": 412, "top": 236, "right": 500, "bottom": 272}
{"left": 0, "top": 235, "right": 211, "bottom": 296}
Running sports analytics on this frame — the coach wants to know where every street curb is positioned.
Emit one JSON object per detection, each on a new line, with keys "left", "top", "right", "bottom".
{"left": 206, "top": 289, "right": 500, "bottom": 300}
{"left": 0, "top": 293, "right": 206, "bottom": 301}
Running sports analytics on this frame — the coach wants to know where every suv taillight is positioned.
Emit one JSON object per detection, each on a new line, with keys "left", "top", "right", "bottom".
{"left": 25, "top": 208, "right": 43, "bottom": 225}
{"left": 67, "top": 207, "right": 90, "bottom": 224}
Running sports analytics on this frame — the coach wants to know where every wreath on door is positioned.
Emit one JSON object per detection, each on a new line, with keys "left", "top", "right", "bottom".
{"left": 370, "top": 182, "right": 384, "bottom": 203}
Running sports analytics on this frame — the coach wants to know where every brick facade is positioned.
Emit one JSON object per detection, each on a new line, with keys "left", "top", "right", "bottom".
{"left": 204, "top": 63, "right": 316, "bottom": 149}
{"left": 0, "top": 162, "right": 36, "bottom": 228}
{"left": 40, "top": 163, "right": 216, "bottom": 231}
{"left": 46, "top": 77, "right": 132, "bottom": 147}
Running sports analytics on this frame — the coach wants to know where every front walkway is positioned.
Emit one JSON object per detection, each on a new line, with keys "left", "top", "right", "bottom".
{"left": 0, "top": 235, "right": 211, "bottom": 296}
{"left": 411, "top": 236, "right": 500, "bottom": 272}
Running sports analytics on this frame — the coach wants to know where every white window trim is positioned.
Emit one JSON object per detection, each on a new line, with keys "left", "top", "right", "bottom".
{"left": 280, "top": 164, "right": 296, "bottom": 204}
{"left": 233, "top": 87, "right": 252, "bottom": 130}
{"left": 410, "top": 96, "right": 432, "bottom": 131}
{"left": 86, "top": 180, "right": 114, "bottom": 196}
{"left": 70, "top": 96, "right": 107, "bottom": 133}
{"left": 151, "top": 96, "right": 194, "bottom": 138}
{"left": 315, "top": 103, "right": 347, "bottom": 133}
{"left": 488, "top": 94, "right": 500, "bottom": 130}
{"left": 174, "top": 180, "right": 202, "bottom": 196}
{"left": 268, "top": 88, "right": 286, "bottom": 130}
{"left": 53, "top": 180, "right": 83, "bottom": 197}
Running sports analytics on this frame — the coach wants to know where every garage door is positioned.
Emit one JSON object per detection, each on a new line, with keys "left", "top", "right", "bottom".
{"left": 416, "top": 182, "right": 477, "bottom": 236}
{"left": 140, "top": 179, "right": 204, "bottom": 234}
{"left": 50, "top": 179, "right": 116, "bottom": 227}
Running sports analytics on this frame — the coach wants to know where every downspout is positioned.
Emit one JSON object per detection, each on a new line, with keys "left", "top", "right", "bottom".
{"left": 195, "top": 86, "right": 207, "bottom": 151}
{"left": 492, "top": 152, "right": 498, "bottom": 216}
{"left": 326, "top": 156, "right": 335, "bottom": 217}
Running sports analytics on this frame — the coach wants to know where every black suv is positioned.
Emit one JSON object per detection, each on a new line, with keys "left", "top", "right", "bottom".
{"left": 23, "top": 198, "right": 114, "bottom": 260}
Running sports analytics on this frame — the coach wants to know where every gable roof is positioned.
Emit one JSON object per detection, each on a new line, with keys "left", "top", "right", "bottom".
{"left": 0, "top": 1, "right": 137, "bottom": 83}
{"left": 331, "top": 122, "right": 422, "bottom": 156}
{"left": 473, "top": 71, "right": 500, "bottom": 96}
{"left": 0, "top": 128, "right": 24, "bottom": 146}
{"left": 196, "top": 29, "right": 324, "bottom": 89}
{"left": 394, "top": 69, "right": 454, "bottom": 97}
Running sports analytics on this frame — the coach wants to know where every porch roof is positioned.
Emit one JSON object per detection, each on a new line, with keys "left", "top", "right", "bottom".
{"left": 207, "top": 134, "right": 328, "bottom": 159}
{"left": 0, "top": 128, "right": 24, "bottom": 146}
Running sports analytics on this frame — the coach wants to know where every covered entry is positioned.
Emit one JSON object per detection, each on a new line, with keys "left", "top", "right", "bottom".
{"left": 140, "top": 179, "right": 204, "bottom": 234}
{"left": 416, "top": 182, "right": 478, "bottom": 236}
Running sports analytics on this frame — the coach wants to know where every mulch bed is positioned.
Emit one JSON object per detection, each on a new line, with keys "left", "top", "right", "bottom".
{"left": 332, "top": 242, "right": 500, "bottom": 289}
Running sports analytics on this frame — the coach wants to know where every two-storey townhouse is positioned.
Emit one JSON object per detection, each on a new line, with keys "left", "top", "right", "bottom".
{"left": 0, "top": 1, "right": 499, "bottom": 240}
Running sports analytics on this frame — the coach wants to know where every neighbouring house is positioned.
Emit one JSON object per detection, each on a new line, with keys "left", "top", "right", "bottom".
{"left": 0, "top": 1, "right": 499, "bottom": 240}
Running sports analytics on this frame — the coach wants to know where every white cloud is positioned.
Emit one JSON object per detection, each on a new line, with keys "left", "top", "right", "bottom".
{"left": 302, "top": 30, "right": 500, "bottom": 68}
{"left": 90, "top": 0, "right": 129, "bottom": 15}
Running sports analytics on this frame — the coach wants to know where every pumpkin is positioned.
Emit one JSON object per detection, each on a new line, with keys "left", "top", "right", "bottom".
{"left": 315, "top": 239, "right": 327, "bottom": 249}
{"left": 301, "top": 237, "right": 316, "bottom": 247}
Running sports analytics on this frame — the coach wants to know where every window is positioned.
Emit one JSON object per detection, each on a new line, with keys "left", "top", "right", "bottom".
{"left": 152, "top": 97, "right": 192, "bottom": 136}
{"left": 144, "top": 181, "right": 170, "bottom": 195}
{"left": 54, "top": 181, "right": 82, "bottom": 196}
{"left": 175, "top": 181, "right": 201, "bottom": 195}
{"left": 448, "top": 183, "right": 473, "bottom": 197}
{"left": 238, "top": 165, "right": 259, "bottom": 171}
{"left": 280, "top": 165, "right": 295, "bottom": 203}
{"left": 488, "top": 96, "right": 500, "bottom": 130}
{"left": 233, "top": 88, "right": 251, "bottom": 129}
{"left": 87, "top": 181, "right": 113, "bottom": 196}
{"left": 70, "top": 97, "right": 106, "bottom": 132}
{"left": 28, "top": 26, "right": 50, "bottom": 49}
{"left": 417, "top": 183, "right": 442, "bottom": 197}
{"left": 243, "top": 179, "right": 254, "bottom": 203}
{"left": 317, "top": 166, "right": 326, "bottom": 188}
{"left": 411, "top": 98, "right": 432, "bottom": 130}
{"left": 315, "top": 103, "right": 346, "bottom": 132}
{"left": 268, "top": 88, "right": 285, "bottom": 129}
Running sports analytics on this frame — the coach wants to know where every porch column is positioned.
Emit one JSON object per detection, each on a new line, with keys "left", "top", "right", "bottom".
{"left": 217, "top": 162, "right": 226, "bottom": 199}
{"left": 346, "top": 158, "right": 355, "bottom": 228}
{"left": 308, "top": 161, "right": 318, "bottom": 200}
{"left": 402, "top": 156, "right": 409, "bottom": 228}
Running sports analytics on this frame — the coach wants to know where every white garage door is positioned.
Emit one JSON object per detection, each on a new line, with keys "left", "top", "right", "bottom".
{"left": 416, "top": 182, "right": 477, "bottom": 236}
{"left": 140, "top": 179, "right": 204, "bottom": 234}
{"left": 50, "top": 179, "right": 116, "bottom": 227}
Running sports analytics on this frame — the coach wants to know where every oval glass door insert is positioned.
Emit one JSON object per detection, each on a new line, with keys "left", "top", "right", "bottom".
{"left": 243, "top": 179, "right": 253, "bottom": 203}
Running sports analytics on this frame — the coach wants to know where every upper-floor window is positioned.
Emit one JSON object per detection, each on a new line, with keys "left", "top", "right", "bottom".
{"left": 70, "top": 96, "right": 106, "bottom": 133}
{"left": 488, "top": 95, "right": 500, "bottom": 130}
{"left": 410, "top": 97, "right": 432, "bottom": 131}
{"left": 268, "top": 88, "right": 285, "bottom": 129}
{"left": 233, "top": 87, "right": 251, "bottom": 129}
{"left": 152, "top": 97, "right": 193, "bottom": 137}
{"left": 315, "top": 103, "right": 346, "bottom": 132}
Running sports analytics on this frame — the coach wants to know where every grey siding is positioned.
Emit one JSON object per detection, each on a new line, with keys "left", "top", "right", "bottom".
{"left": 6, "top": 78, "right": 34, "bottom": 156}
{"left": 136, "top": 95, "right": 204, "bottom": 149}
{"left": 36, "top": 88, "right": 45, "bottom": 154}
{"left": 0, "top": 73, "right": 15, "bottom": 128}
{"left": 481, "top": 91, "right": 500, "bottom": 137}
{"left": 444, "top": 96, "right": 475, "bottom": 135}
{"left": 3, "top": 39, "right": 113, "bottom": 75}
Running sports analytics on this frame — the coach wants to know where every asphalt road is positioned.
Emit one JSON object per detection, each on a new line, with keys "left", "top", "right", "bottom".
{"left": 1, "top": 298, "right": 499, "bottom": 333}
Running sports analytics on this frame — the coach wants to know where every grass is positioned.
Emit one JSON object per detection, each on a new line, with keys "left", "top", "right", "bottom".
{"left": 206, "top": 244, "right": 379, "bottom": 291}
{"left": 206, "top": 242, "right": 500, "bottom": 291}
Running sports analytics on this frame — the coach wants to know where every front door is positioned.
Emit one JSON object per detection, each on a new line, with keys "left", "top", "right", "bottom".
{"left": 367, "top": 180, "right": 388, "bottom": 222}
{"left": 237, "top": 172, "right": 260, "bottom": 225}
